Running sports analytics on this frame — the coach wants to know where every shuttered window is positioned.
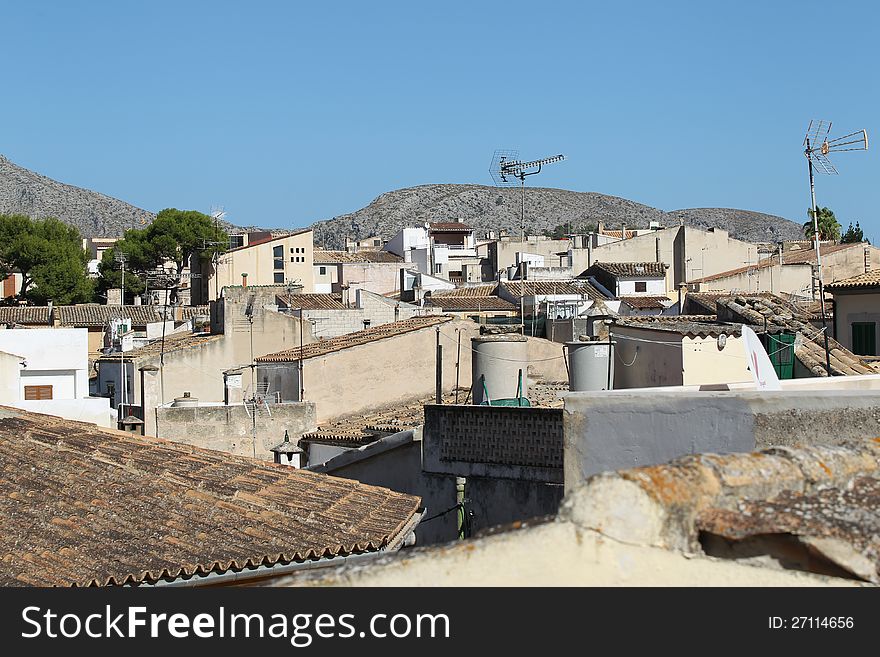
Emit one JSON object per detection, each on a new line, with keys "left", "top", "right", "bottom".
{"left": 852, "top": 322, "right": 876, "bottom": 356}
{"left": 24, "top": 385, "right": 53, "bottom": 400}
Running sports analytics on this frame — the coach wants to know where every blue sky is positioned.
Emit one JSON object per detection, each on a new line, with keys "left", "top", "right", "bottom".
{"left": 1, "top": 1, "right": 877, "bottom": 240}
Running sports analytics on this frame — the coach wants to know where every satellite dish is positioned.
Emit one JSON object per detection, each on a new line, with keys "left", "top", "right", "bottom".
{"left": 742, "top": 326, "right": 782, "bottom": 391}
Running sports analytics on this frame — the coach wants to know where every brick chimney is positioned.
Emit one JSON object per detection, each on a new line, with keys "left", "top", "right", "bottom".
{"left": 241, "top": 272, "right": 248, "bottom": 288}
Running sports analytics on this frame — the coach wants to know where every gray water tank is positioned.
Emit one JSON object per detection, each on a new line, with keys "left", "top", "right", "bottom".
{"left": 471, "top": 335, "right": 529, "bottom": 405}
{"left": 565, "top": 340, "right": 615, "bottom": 391}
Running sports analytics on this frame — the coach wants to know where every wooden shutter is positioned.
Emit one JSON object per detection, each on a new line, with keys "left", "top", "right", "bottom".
{"left": 24, "top": 385, "right": 53, "bottom": 400}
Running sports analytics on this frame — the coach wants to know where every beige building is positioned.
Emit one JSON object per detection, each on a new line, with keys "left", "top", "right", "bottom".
{"left": 193, "top": 229, "right": 315, "bottom": 302}
{"left": 611, "top": 319, "right": 751, "bottom": 389}
{"left": 693, "top": 242, "right": 880, "bottom": 298}
{"left": 827, "top": 270, "right": 880, "bottom": 357}
{"left": 313, "top": 249, "right": 407, "bottom": 297}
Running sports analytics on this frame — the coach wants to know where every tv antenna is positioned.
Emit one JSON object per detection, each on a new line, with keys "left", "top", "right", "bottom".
{"left": 207, "top": 206, "right": 228, "bottom": 302}
{"left": 803, "top": 120, "right": 868, "bottom": 375}
{"left": 489, "top": 150, "right": 564, "bottom": 335}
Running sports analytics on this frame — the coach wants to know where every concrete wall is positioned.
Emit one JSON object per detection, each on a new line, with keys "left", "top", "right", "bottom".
{"left": 563, "top": 388, "right": 880, "bottom": 491}
{"left": 697, "top": 263, "right": 812, "bottom": 296}
{"left": 15, "top": 397, "right": 112, "bottom": 427}
{"left": 336, "top": 262, "right": 407, "bottom": 297}
{"left": 0, "top": 328, "right": 89, "bottom": 399}
{"left": 310, "top": 430, "right": 459, "bottom": 545}
{"left": 155, "top": 401, "right": 317, "bottom": 460}
{"left": 304, "top": 291, "right": 424, "bottom": 338}
{"left": 611, "top": 326, "right": 683, "bottom": 388}
{"left": 264, "top": 319, "right": 483, "bottom": 422}
{"left": 0, "top": 350, "right": 21, "bottom": 403}
{"left": 832, "top": 290, "right": 880, "bottom": 354}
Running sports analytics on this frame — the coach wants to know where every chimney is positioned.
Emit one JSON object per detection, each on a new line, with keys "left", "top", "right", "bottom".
{"left": 241, "top": 272, "right": 248, "bottom": 288}
{"left": 46, "top": 300, "right": 53, "bottom": 326}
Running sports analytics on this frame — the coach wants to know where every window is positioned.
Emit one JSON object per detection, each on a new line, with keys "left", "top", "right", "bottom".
{"left": 291, "top": 256, "right": 296, "bottom": 263}
{"left": 273, "top": 245, "right": 284, "bottom": 272}
{"left": 319, "top": 266, "right": 326, "bottom": 275}
{"left": 274, "top": 272, "right": 285, "bottom": 283}
{"left": 435, "top": 264, "right": 443, "bottom": 274}
{"left": 24, "top": 385, "right": 53, "bottom": 400}
{"left": 634, "top": 281, "right": 647, "bottom": 293}
{"left": 373, "top": 239, "right": 382, "bottom": 247}
{"left": 852, "top": 322, "right": 877, "bottom": 356}
{"left": 229, "top": 235, "right": 245, "bottom": 249}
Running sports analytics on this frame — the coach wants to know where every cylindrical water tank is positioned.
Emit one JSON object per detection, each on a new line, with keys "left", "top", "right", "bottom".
{"left": 565, "top": 340, "right": 615, "bottom": 391}
{"left": 471, "top": 335, "right": 529, "bottom": 405}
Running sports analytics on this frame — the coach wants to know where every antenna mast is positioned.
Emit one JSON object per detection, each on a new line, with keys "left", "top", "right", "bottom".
{"left": 802, "top": 120, "right": 868, "bottom": 375}
{"left": 489, "top": 150, "right": 565, "bottom": 335}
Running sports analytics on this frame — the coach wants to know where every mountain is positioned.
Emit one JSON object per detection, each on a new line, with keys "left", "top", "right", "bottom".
{"left": 0, "top": 155, "right": 154, "bottom": 237}
{"left": 310, "top": 184, "right": 804, "bottom": 249}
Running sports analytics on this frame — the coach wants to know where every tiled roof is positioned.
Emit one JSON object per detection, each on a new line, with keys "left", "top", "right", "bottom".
{"left": 614, "top": 317, "right": 742, "bottom": 339}
{"left": 0, "top": 406, "right": 421, "bottom": 587}
{"left": 715, "top": 295, "right": 872, "bottom": 376}
{"left": 619, "top": 295, "right": 672, "bottom": 310}
{"left": 313, "top": 250, "right": 403, "bottom": 264}
{"left": 427, "top": 284, "right": 498, "bottom": 297}
{"left": 684, "top": 292, "right": 778, "bottom": 315}
{"left": 826, "top": 270, "right": 880, "bottom": 291}
{"left": 425, "top": 295, "right": 517, "bottom": 311}
{"left": 500, "top": 280, "right": 607, "bottom": 299}
{"left": 98, "top": 331, "right": 222, "bottom": 361}
{"left": 256, "top": 315, "right": 451, "bottom": 362}
{"left": 276, "top": 293, "right": 346, "bottom": 310}
{"left": 0, "top": 306, "right": 50, "bottom": 325}
{"left": 692, "top": 243, "right": 862, "bottom": 283}
{"left": 589, "top": 262, "right": 668, "bottom": 277}
{"left": 57, "top": 305, "right": 210, "bottom": 327}
{"left": 599, "top": 229, "right": 638, "bottom": 239}
{"left": 429, "top": 222, "right": 473, "bottom": 232}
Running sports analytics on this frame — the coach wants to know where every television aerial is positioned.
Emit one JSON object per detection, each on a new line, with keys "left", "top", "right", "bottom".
{"left": 489, "top": 150, "right": 565, "bottom": 243}
{"left": 802, "top": 121, "right": 868, "bottom": 375}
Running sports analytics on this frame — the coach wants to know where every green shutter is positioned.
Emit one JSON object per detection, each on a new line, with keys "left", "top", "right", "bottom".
{"left": 852, "top": 322, "right": 877, "bottom": 356}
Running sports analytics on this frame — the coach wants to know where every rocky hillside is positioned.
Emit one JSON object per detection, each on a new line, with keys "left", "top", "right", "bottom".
{"left": 311, "top": 184, "right": 804, "bottom": 248}
{"left": 0, "top": 155, "right": 154, "bottom": 237}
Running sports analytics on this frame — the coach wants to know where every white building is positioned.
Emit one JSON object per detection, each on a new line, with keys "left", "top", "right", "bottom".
{"left": 0, "top": 328, "right": 111, "bottom": 426}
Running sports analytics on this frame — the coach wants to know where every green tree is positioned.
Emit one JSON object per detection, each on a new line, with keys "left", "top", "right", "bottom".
{"left": 803, "top": 206, "right": 841, "bottom": 242}
{"left": 841, "top": 221, "right": 867, "bottom": 244}
{"left": 0, "top": 214, "right": 93, "bottom": 304}
{"left": 97, "top": 208, "right": 227, "bottom": 303}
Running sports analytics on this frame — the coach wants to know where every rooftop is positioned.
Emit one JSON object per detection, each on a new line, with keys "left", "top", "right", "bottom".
{"left": 716, "top": 295, "right": 872, "bottom": 376}
{"left": 313, "top": 250, "right": 404, "bottom": 264}
{"left": 98, "top": 331, "right": 222, "bottom": 362}
{"left": 276, "top": 293, "right": 346, "bottom": 310}
{"left": 619, "top": 295, "right": 673, "bottom": 310}
{"left": 428, "top": 222, "right": 473, "bottom": 232}
{"left": 57, "top": 304, "right": 209, "bottom": 327}
{"left": 826, "top": 269, "right": 880, "bottom": 291}
{"left": 0, "top": 306, "right": 50, "bottom": 325}
{"left": 587, "top": 261, "right": 668, "bottom": 277}
{"left": 692, "top": 243, "right": 864, "bottom": 283}
{"left": 0, "top": 406, "right": 421, "bottom": 587}
{"left": 500, "top": 280, "right": 606, "bottom": 299}
{"left": 614, "top": 316, "right": 743, "bottom": 338}
{"left": 256, "top": 315, "right": 451, "bottom": 363}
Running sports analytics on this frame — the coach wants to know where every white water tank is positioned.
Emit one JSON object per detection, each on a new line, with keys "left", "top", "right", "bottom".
{"left": 471, "top": 335, "right": 529, "bottom": 405}
{"left": 565, "top": 340, "right": 615, "bottom": 391}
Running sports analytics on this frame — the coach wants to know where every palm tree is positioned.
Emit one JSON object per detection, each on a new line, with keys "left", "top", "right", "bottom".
{"left": 803, "top": 206, "right": 841, "bottom": 242}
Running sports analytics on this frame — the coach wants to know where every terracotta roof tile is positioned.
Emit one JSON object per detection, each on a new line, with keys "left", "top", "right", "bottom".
{"left": 826, "top": 269, "right": 880, "bottom": 291}
{"left": 500, "top": 280, "right": 606, "bottom": 299}
{"left": 313, "top": 250, "right": 403, "bottom": 264}
{"left": 277, "top": 294, "right": 346, "bottom": 310}
{"left": 56, "top": 305, "right": 209, "bottom": 327}
{"left": 98, "top": 331, "right": 222, "bottom": 361}
{"left": 256, "top": 315, "right": 451, "bottom": 362}
{"left": 0, "top": 306, "right": 49, "bottom": 325}
{"left": 619, "top": 295, "right": 672, "bottom": 310}
{"left": 0, "top": 406, "right": 421, "bottom": 587}
{"left": 693, "top": 243, "right": 863, "bottom": 283}
{"left": 429, "top": 222, "right": 473, "bottom": 232}
{"left": 589, "top": 262, "right": 668, "bottom": 277}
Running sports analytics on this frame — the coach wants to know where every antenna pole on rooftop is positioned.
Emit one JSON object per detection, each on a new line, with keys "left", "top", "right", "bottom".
{"left": 802, "top": 121, "right": 868, "bottom": 376}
